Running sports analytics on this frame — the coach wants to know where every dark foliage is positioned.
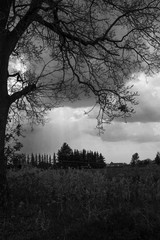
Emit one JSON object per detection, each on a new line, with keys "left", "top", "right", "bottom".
{"left": 7, "top": 143, "right": 106, "bottom": 170}
{"left": 155, "top": 152, "right": 160, "bottom": 165}
{"left": 57, "top": 142, "right": 106, "bottom": 169}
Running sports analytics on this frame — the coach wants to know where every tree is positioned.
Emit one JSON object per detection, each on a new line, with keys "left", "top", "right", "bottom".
{"left": 12, "top": 153, "right": 25, "bottom": 169}
{"left": 38, "top": 153, "right": 41, "bottom": 165}
{"left": 1, "top": 0, "right": 160, "bottom": 207}
{"left": 53, "top": 153, "right": 56, "bottom": 166}
{"left": 57, "top": 142, "right": 73, "bottom": 167}
{"left": 31, "top": 153, "right": 35, "bottom": 166}
{"left": 98, "top": 153, "right": 106, "bottom": 168}
{"left": 5, "top": 123, "right": 23, "bottom": 164}
{"left": 49, "top": 154, "right": 52, "bottom": 165}
{"left": 130, "top": 153, "right": 139, "bottom": 166}
{"left": 155, "top": 152, "right": 160, "bottom": 165}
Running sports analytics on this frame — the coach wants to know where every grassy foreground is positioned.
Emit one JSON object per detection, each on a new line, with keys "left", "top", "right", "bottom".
{"left": 1, "top": 166, "right": 160, "bottom": 239}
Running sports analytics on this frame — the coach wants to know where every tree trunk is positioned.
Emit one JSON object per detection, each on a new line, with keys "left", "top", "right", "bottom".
{"left": 0, "top": 100, "right": 10, "bottom": 215}
{"left": 0, "top": 32, "right": 11, "bottom": 214}
{"left": 0, "top": 2, "right": 17, "bottom": 216}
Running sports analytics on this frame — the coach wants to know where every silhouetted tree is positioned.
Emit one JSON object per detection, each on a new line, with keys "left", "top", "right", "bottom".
{"left": 130, "top": 153, "right": 139, "bottom": 166}
{"left": 57, "top": 143, "right": 106, "bottom": 168}
{"left": 98, "top": 153, "right": 106, "bottom": 168}
{"left": 49, "top": 155, "right": 52, "bottom": 165}
{"left": 26, "top": 154, "right": 30, "bottom": 165}
{"left": 142, "top": 159, "right": 151, "bottom": 166}
{"left": 31, "top": 153, "right": 35, "bottom": 166}
{"left": 57, "top": 143, "right": 73, "bottom": 168}
{"left": 38, "top": 154, "right": 41, "bottom": 165}
{"left": 53, "top": 153, "right": 56, "bottom": 166}
{"left": 35, "top": 154, "right": 38, "bottom": 166}
{"left": 82, "top": 149, "right": 87, "bottom": 162}
{"left": 155, "top": 152, "right": 160, "bottom": 165}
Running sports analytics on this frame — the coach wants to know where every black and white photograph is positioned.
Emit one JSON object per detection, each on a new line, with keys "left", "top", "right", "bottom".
{"left": 1, "top": 1, "right": 160, "bottom": 239}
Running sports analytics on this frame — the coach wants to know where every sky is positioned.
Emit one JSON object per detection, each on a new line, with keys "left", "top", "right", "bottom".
{"left": 21, "top": 72, "right": 160, "bottom": 164}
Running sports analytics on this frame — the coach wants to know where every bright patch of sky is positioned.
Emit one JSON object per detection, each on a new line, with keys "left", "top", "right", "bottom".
{"left": 8, "top": 55, "right": 29, "bottom": 94}
{"left": 9, "top": 55, "right": 28, "bottom": 74}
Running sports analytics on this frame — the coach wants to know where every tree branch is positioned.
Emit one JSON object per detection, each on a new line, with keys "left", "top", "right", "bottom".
{"left": 0, "top": 0, "right": 13, "bottom": 32}
{"left": 7, "top": 0, "right": 43, "bottom": 55}
{"left": 34, "top": 11, "right": 134, "bottom": 48}
{"left": 9, "top": 84, "right": 36, "bottom": 104}
{"left": 35, "top": 14, "right": 91, "bottom": 46}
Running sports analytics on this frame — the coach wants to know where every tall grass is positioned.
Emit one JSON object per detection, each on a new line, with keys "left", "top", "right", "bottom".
{"left": 1, "top": 166, "right": 160, "bottom": 239}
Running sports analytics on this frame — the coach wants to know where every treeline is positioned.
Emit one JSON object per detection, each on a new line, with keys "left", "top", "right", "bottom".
{"left": 8, "top": 142, "right": 106, "bottom": 169}
{"left": 130, "top": 152, "right": 160, "bottom": 166}
{"left": 7, "top": 153, "right": 55, "bottom": 170}
{"left": 57, "top": 143, "right": 106, "bottom": 169}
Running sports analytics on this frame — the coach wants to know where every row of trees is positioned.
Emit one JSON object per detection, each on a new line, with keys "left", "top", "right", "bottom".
{"left": 130, "top": 152, "right": 160, "bottom": 166}
{"left": 9, "top": 153, "right": 56, "bottom": 169}
{"left": 57, "top": 143, "right": 106, "bottom": 169}
{"left": 8, "top": 142, "right": 106, "bottom": 169}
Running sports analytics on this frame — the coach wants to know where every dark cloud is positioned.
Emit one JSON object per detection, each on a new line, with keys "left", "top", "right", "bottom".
{"left": 127, "top": 106, "right": 160, "bottom": 123}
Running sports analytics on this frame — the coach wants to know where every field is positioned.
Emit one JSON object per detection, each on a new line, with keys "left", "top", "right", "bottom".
{"left": 1, "top": 165, "right": 160, "bottom": 239}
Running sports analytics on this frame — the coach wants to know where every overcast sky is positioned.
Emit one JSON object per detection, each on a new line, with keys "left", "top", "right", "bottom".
{"left": 20, "top": 71, "right": 160, "bottom": 164}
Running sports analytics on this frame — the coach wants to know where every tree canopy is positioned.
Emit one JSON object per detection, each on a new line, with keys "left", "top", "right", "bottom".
{"left": 6, "top": 0, "right": 160, "bottom": 129}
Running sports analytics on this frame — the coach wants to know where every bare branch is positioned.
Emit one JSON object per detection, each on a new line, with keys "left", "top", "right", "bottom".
{"left": 7, "top": 0, "right": 43, "bottom": 54}
{"left": 9, "top": 84, "right": 36, "bottom": 104}
{"left": 3, "top": 0, "right": 160, "bottom": 128}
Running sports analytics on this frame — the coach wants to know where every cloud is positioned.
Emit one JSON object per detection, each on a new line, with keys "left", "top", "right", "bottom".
{"left": 125, "top": 72, "right": 160, "bottom": 123}
{"left": 21, "top": 72, "right": 160, "bottom": 163}
{"left": 64, "top": 72, "right": 160, "bottom": 124}
{"left": 99, "top": 122, "right": 160, "bottom": 143}
{"left": 21, "top": 106, "right": 160, "bottom": 163}
{"left": 21, "top": 107, "right": 92, "bottom": 154}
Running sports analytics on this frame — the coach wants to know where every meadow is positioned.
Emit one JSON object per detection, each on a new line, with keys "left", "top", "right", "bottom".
{"left": 1, "top": 165, "right": 160, "bottom": 239}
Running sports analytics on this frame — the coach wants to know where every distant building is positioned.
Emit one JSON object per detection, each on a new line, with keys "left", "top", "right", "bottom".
{"left": 108, "top": 162, "right": 127, "bottom": 167}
